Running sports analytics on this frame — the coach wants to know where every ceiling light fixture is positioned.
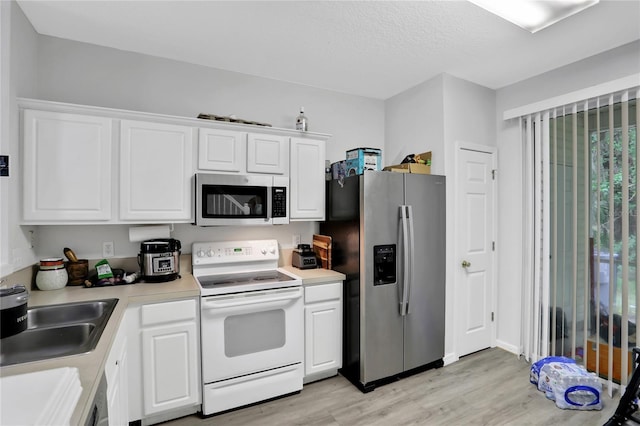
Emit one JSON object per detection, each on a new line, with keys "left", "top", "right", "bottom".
{"left": 468, "top": 0, "right": 600, "bottom": 33}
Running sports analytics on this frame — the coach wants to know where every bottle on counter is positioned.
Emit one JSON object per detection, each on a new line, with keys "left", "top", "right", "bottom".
{"left": 296, "top": 107, "right": 308, "bottom": 132}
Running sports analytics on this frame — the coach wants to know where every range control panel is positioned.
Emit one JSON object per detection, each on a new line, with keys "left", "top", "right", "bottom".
{"left": 192, "top": 239, "right": 279, "bottom": 265}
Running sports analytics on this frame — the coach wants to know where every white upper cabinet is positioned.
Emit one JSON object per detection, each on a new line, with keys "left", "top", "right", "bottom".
{"left": 247, "top": 133, "right": 288, "bottom": 175}
{"left": 198, "top": 128, "right": 246, "bottom": 172}
{"left": 198, "top": 129, "right": 288, "bottom": 175}
{"left": 22, "top": 109, "right": 113, "bottom": 222}
{"left": 20, "top": 99, "right": 330, "bottom": 225}
{"left": 120, "top": 120, "right": 193, "bottom": 222}
{"left": 290, "top": 137, "right": 325, "bottom": 221}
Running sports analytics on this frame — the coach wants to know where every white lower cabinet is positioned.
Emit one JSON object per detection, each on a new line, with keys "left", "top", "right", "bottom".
{"left": 304, "top": 281, "right": 343, "bottom": 383}
{"left": 128, "top": 298, "right": 200, "bottom": 425}
{"left": 105, "top": 310, "right": 129, "bottom": 426}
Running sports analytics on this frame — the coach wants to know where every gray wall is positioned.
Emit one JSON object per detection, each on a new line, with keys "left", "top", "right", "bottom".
{"left": 385, "top": 72, "right": 497, "bottom": 362}
{"left": 3, "top": 3, "right": 386, "bottom": 269}
{"left": 494, "top": 40, "right": 640, "bottom": 354}
{"left": 1, "top": 1, "right": 39, "bottom": 274}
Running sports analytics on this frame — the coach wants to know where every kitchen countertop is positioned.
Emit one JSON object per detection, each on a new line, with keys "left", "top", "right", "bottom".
{"left": 0, "top": 261, "right": 345, "bottom": 425}
{"left": 282, "top": 266, "right": 346, "bottom": 285}
{"left": 0, "top": 273, "right": 200, "bottom": 426}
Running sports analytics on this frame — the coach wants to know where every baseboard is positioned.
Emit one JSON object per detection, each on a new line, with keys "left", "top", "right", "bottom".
{"left": 496, "top": 339, "right": 519, "bottom": 355}
{"left": 443, "top": 352, "right": 459, "bottom": 366}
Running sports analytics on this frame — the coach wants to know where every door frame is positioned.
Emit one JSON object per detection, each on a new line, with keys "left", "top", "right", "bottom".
{"left": 453, "top": 141, "right": 498, "bottom": 360}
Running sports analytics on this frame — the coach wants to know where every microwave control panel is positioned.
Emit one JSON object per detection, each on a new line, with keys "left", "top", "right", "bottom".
{"left": 272, "top": 187, "right": 287, "bottom": 218}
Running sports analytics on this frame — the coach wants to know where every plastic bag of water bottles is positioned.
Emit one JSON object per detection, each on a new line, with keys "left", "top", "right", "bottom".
{"left": 538, "top": 362, "right": 602, "bottom": 410}
{"left": 530, "top": 356, "right": 576, "bottom": 385}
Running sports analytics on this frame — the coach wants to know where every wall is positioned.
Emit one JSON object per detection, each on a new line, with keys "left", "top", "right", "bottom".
{"left": 495, "top": 40, "right": 640, "bottom": 354}
{"left": 0, "top": 1, "right": 39, "bottom": 276}
{"left": 384, "top": 75, "right": 444, "bottom": 170}
{"left": 384, "top": 73, "right": 496, "bottom": 363}
{"left": 2, "top": 4, "right": 385, "bottom": 272}
{"left": 442, "top": 75, "right": 496, "bottom": 361}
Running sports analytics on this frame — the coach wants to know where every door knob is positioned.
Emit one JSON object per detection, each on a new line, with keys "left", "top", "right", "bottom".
{"left": 461, "top": 260, "right": 471, "bottom": 268}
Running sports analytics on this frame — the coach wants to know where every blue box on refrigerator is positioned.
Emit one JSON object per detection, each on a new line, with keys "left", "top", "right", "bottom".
{"left": 345, "top": 148, "right": 382, "bottom": 176}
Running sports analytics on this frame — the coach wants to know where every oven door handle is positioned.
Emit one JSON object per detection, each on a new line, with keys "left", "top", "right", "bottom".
{"left": 202, "top": 287, "right": 303, "bottom": 311}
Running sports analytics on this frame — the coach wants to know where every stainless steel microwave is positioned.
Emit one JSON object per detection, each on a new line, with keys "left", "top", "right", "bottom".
{"left": 195, "top": 173, "right": 289, "bottom": 226}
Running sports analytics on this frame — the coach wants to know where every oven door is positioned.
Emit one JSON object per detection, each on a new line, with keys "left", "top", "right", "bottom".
{"left": 200, "top": 286, "right": 303, "bottom": 384}
{"left": 195, "top": 173, "right": 273, "bottom": 226}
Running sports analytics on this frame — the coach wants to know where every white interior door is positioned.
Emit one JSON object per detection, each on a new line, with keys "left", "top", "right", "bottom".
{"left": 456, "top": 146, "right": 496, "bottom": 357}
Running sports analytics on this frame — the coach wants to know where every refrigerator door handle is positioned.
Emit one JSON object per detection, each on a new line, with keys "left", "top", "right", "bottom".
{"left": 406, "top": 205, "right": 414, "bottom": 315}
{"left": 400, "top": 205, "right": 410, "bottom": 316}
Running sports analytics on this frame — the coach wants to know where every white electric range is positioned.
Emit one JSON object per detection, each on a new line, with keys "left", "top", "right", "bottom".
{"left": 191, "top": 239, "right": 303, "bottom": 415}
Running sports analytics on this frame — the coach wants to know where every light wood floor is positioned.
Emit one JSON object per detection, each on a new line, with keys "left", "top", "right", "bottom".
{"left": 164, "top": 348, "right": 620, "bottom": 425}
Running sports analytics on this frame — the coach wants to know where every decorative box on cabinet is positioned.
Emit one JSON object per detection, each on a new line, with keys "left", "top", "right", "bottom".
{"left": 290, "top": 137, "right": 326, "bottom": 221}
{"left": 22, "top": 109, "right": 113, "bottom": 222}
{"left": 120, "top": 120, "right": 194, "bottom": 222}
{"left": 304, "top": 281, "right": 343, "bottom": 384}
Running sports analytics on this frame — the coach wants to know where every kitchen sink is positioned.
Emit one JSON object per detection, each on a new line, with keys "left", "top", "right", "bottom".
{"left": 0, "top": 298, "right": 118, "bottom": 366}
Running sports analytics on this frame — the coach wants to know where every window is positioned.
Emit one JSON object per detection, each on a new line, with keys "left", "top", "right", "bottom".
{"left": 548, "top": 98, "right": 637, "bottom": 384}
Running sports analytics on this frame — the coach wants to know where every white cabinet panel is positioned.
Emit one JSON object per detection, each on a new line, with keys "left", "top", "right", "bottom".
{"left": 247, "top": 133, "right": 288, "bottom": 175}
{"left": 129, "top": 298, "right": 200, "bottom": 422}
{"left": 120, "top": 120, "right": 193, "bottom": 221}
{"left": 22, "top": 109, "right": 112, "bottom": 222}
{"left": 142, "top": 322, "right": 199, "bottom": 415}
{"left": 106, "top": 311, "right": 129, "bottom": 426}
{"left": 198, "top": 128, "right": 245, "bottom": 172}
{"left": 290, "top": 137, "right": 325, "bottom": 220}
{"left": 304, "top": 281, "right": 342, "bottom": 382}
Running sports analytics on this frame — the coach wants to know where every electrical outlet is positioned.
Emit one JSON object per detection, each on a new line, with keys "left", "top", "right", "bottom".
{"left": 292, "top": 234, "right": 301, "bottom": 248}
{"left": 102, "top": 241, "right": 114, "bottom": 258}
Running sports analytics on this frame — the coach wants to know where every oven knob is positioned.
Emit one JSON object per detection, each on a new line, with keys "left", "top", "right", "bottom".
{"left": 206, "top": 249, "right": 213, "bottom": 257}
{"left": 197, "top": 249, "right": 205, "bottom": 258}
{"left": 269, "top": 247, "right": 276, "bottom": 254}
{"left": 261, "top": 248, "right": 267, "bottom": 255}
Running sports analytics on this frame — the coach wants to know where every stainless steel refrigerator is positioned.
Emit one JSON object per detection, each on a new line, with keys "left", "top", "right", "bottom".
{"left": 320, "top": 170, "right": 445, "bottom": 392}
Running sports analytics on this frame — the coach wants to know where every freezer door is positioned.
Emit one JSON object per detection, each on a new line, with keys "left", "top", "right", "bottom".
{"left": 361, "top": 171, "right": 405, "bottom": 384}
{"left": 403, "top": 174, "right": 446, "bottom": 371}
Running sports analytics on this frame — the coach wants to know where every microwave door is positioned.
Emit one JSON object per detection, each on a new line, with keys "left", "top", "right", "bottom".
{"left": 196, "top": 176, "right": 272, "bottom": 225}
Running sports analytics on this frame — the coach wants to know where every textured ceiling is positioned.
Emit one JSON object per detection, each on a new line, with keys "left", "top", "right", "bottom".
{"left": 16, "top": 0, "right": 640, "bottom": 99}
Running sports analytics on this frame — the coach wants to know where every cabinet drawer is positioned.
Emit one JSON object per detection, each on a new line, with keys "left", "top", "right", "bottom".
{"left": 141, "top": 299, "right": 196, "bottom": 326}
{"left": 304, "top": 282, "right": 341, "bottom": 304}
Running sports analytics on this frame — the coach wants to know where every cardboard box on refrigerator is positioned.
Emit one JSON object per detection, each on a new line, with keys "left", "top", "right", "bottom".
{"left": 383, "top": 151, "right": 431, "bottom": 174}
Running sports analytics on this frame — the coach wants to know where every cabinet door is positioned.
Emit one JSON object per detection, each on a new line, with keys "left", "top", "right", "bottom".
{"left": 141, "top": 321, "right": 199, "bottom": 415}
{"left": 106, "top": 311, "right": 128, "bottom": 426}
{"left": 290, "top": 137, "right": 325, "bottom": 220}
{"left": 23, "top": 109, "right": 113, "bottom": 222}
{"left": 120, "top": 120, "right": 193, "bottom": 221}
{"left": 198, "top": 128, "right": 246, "bottom": 172}
{"left": 304, "top": 299, "right": 342, "bottom": 377}
{"left": 247, "top": 133, "right": 288, "bottom": 175}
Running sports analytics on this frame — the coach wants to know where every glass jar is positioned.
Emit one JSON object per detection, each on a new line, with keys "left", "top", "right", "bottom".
{"left": 36, "top": 258, "right": 68, "bottom": 291}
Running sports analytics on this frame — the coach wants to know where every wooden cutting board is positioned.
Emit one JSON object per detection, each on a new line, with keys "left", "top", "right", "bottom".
{"left": 312, "top": 234, "right": 332, "bottom": 270}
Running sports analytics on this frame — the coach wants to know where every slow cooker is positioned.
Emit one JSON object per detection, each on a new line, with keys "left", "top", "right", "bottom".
{"left": 138, "top": 238, "right": 181, "bottom": 282}
{"left": 1, "top": 285, "right": 29, "bottom": 338}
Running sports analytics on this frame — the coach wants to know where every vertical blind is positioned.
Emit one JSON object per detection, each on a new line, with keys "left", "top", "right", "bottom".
{"left": 521, "top": 86, "right": 639, "bottom": 396}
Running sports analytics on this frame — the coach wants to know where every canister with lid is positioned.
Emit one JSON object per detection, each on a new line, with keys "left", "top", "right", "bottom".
{"left": 36, "top": 258, "right": 68, "bottom": 290}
